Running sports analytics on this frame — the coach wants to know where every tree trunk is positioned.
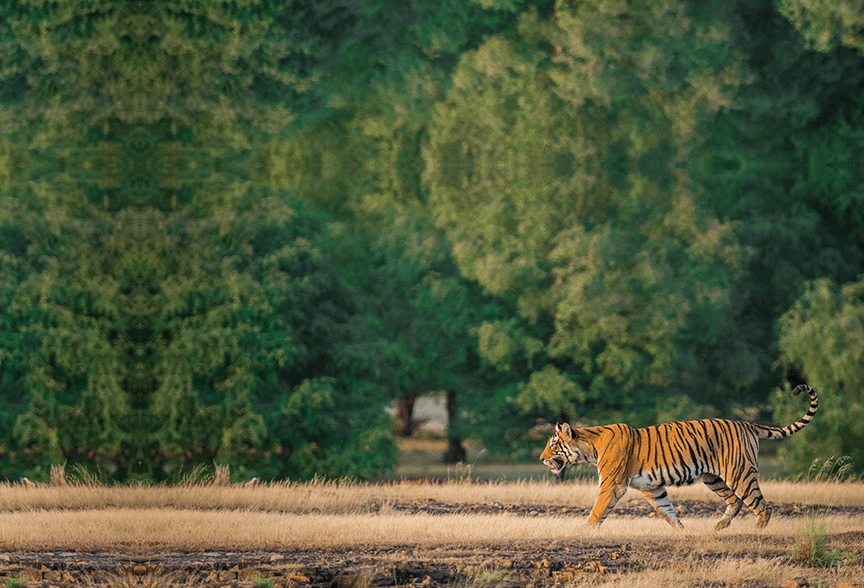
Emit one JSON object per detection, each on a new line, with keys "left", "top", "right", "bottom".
{"left": 394, "top": 394, "right": 417, "bottom": 438}
{"left": 443, "top": 389, "right": 466, "bottom": 464}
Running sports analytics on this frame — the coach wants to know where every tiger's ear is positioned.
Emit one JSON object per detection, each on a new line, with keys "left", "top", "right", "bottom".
{"left": 556, "top": 422, "right": 573, "bottom": 440}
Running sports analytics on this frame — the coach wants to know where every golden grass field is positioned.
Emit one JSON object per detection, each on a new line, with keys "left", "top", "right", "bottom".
{"left": 0, "top": 477, "right": 863, "bottom": 549}
{"left": 0, "top": 478, "right": 861, "bottom": 587}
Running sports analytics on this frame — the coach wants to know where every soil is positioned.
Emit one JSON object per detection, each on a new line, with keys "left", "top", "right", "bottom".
{"left": 1, "top": 501, "right": 862, "bottom": 588}
{"left": 375, "top": 498, "right": 864, "bottom": 518}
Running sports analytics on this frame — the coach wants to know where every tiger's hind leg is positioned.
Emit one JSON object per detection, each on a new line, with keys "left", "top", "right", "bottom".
{"left": 701, "top": 474, "right": 742, "bottom": 530}
{"left": 745, "top": 484, "right": 772, "bottom": 529}
{"left": 727, "top": 474, "right": 772, "bottom": 529}
{"left": 639, "top": 488, "right": 684, "bottom": 529}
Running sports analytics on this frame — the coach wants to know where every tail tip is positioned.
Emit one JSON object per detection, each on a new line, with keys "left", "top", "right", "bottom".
{"left": 792, "top": 384, "right": 812, "bottom": 397}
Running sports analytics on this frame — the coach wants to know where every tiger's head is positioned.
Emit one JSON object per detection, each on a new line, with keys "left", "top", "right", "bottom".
{"left": 540, "top": 422, "right": 592, "bottom": 479}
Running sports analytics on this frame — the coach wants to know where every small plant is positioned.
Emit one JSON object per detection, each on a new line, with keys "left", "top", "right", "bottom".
{"left": 5, "top": 577, "right": 26, "bottom": 588}
{"left": 794, "top": 456, "right": 859, "bottom": 568}
{"left": 251, "top": 576, "right": 276, "bottom": 588}
{"left": 789, "top": 511, "right": 851, "bottom": 568}
{"left": 807, "top": 456, "right": 855, "bottom": 482}
{"left": 467, "top": 566, "right": 511, "bottom": 588}
{"left": 67, "top": 463, "right": 103, "bottom": 485}
{"left": 50, "top": 462, "right": 67, "bottom": 486}
{"left": 178, "top": 463, "right": 210, "bottom": 485}
{"left": 214, "top": 463, "right": 230, "bottom": 486}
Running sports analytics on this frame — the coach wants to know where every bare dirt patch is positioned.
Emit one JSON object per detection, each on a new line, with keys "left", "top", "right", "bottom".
{"left": 374, "top": 498, "right": 864, "bottom": 518}
{"left": 0, "top": 502, "right": 862, "bottom": 588}
{"left": 0, "top": 537, "right": 860, "bottom": 588}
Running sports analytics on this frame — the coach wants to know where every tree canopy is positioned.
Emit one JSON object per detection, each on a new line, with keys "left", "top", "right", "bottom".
{"left": 0, "top": 0, "right": 862, "bottom": 481}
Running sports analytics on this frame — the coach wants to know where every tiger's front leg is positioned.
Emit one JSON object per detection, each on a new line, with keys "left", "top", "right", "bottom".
{"left": 639, "top": 488, "right": 684, "bottom": 529}
{"left": 587, "top": 479, "right": 629, "bottom": 526}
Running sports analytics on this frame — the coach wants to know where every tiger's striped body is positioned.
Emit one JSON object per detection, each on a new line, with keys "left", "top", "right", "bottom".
{"left": 540, "top": 384, "right": 818, "bottom": 529}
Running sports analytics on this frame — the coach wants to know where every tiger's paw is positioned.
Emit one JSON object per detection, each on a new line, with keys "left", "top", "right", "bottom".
{"left": 714, "top": 518, "right": 731, "bottom": 531}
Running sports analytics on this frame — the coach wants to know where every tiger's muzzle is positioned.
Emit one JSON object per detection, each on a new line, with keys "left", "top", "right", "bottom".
{"left": 543, "top": 456, "right": 565, "bottom": 476}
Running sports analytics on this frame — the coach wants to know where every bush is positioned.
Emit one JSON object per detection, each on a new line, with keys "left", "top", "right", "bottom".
{"left": 774, "top": 278, "right": 864, "bottom": 478}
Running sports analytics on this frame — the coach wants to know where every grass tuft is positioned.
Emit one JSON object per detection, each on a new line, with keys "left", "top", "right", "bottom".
{"left": 214, "top": 463, "right": 231, "bottom": 486}
{"left": 251, "top": 576, "right": 276, "bottom": 588}
{"left": 466, "top": 566, "right": 511, "bottom": 588}
{"left": 807, "top": 455, "right": 856, "bottom": 482}
{"left": 788, "top": 510, "right": 855, "bottom": 568}
{"left": 50, "top": 463, "right": 66, "bottom": 486}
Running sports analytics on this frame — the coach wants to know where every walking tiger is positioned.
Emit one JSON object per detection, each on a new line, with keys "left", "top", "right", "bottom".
{"left": 539, "top": 384, "right": 818, "bottom": 529}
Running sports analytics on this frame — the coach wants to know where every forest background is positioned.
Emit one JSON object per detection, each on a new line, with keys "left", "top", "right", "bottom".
{"left": 0, "top": 0, "right": 861, "bottom": 484}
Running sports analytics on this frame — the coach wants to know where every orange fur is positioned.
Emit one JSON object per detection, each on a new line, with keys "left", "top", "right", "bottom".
{"left": 540, "top": 385, "right": 818, "bottom": 529}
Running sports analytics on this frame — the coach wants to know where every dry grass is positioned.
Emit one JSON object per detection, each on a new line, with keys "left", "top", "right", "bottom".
{"left": 0, "top": 507, "right": 861, "bottom": 552}
{"left": 0, "top": 479, "right": 859, "bottom": 588}
{"left": 0, "top": 479, "right": 862, "bottom": 552}
{"left": 563, "top": 559, "right": 813, "bottom": 588}
{"left": 1, "top": 478, "right": 862, "bottom": 513}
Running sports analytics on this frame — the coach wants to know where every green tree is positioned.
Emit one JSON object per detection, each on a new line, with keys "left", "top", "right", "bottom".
{"left": 425, "top": 0, "right": 742, "bottom": 423}
{"left": 0, "top": 200, "right": 131, "bottom": 479}
{"left": 336, "top": 203, "right": 505, "bottom": 462}
{"left": 4, "top": 0, "right": 861, "bottom": 482}
{"left": 0, "top": 190, "right": 400, "bottom": 482}
{"left": 772, "top": 277, "right": 864, "bottom": 477}
{"left": 0, "top": 0, "right": 406, "bottom": 481}
{"left": 702, "top": 0, "right": 864, "bottom": 401}
{"left": 261, "top": 0, "right": 534, "bottom": 464}
{"left": 780, "top": 0, "right": 864, "bottom": 55}
{"left": 129, "top": 195, "right": 398, "bottom": 481}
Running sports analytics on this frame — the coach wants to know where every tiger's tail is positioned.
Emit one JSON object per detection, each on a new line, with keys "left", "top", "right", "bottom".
{"left": 757, "top": 384, "right": 818, "bottom": 440}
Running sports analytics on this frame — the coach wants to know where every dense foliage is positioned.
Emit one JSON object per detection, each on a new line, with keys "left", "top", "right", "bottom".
{"left": 0, "top": 0, "right": 861, "bottom": 481}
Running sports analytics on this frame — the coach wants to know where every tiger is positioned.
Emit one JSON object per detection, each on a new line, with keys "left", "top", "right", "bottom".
{"left": 539, "top": 384, "right": 818, "bottom": 530}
